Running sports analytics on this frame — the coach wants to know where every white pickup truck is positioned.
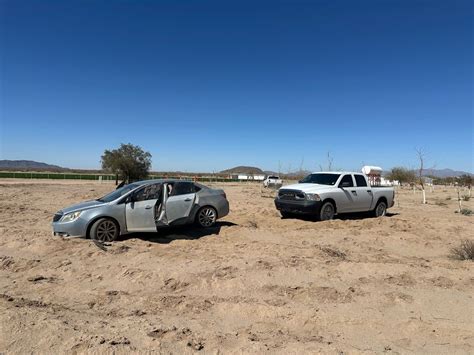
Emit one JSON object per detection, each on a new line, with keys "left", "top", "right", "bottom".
{"left": 263, "top": 175, "right": 283, "bottom": 188}
{"left": 275, "top": 172, "right": 395, "bottom": 221}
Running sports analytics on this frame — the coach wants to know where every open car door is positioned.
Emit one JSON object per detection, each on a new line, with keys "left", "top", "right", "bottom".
{"left": 125, "top": 183, "right": 162, "bottom": 232}
{"left": 156, "top": 182, "right": 197, "bottom": 226}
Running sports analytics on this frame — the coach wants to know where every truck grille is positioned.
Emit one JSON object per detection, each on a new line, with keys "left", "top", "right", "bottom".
{"left": 52, "top": 213, "right": 63, "bottom": 222}
{"left": 278, "top": 189, "right": 305, "bottom": 200}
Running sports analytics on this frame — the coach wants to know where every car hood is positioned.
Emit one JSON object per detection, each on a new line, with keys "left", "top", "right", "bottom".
{"left": 59, "top": 200, "right": 106, "bottom": 214}
{"left": 279, "top": 183, "right": 334, "bottom": 193}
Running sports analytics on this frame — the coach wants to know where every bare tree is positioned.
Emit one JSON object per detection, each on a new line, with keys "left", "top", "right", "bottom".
{"left": 327, "top": 151, "right": 334, "bottom": 170}
{"left": 415, "top": 148, "right": 427, "bottom": 204}
{"left": 298, "top": 156, "right": 305, "bottom": 174}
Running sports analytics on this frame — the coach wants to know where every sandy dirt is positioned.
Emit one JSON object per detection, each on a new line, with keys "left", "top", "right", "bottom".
{"left": 0, "top": 179, "right": 473, "bottom": 354}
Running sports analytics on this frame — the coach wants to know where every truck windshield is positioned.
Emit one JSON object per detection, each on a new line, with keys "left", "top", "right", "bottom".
{"left": 300, "top": 173, "right": 340, "bottom": 185}
{"left": 96, "top": 183, "right": 141, "bottom": 203}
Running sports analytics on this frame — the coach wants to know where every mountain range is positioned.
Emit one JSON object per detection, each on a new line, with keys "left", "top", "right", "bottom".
{"left": 0, "top": 160, "right": 471, "bottom": 177}
{"left": 0, "top": 160, "right": 67, "bottom": 171}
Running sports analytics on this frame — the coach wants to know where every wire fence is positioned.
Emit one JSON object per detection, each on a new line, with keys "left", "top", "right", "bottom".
{"left": 0, "top": 171, "right": 243, "bottom": 183}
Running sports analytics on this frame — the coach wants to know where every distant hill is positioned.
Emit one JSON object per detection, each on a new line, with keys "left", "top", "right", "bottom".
{"left": 0, "top": 160, "right": 68, "bottom": 172}
{"left": 220, "top": 166, "right": 264, "bottom": 175}
{"left": 422, "top": 168, "right": 473, "bottom": 178}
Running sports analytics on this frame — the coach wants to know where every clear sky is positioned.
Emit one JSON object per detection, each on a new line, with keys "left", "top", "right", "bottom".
{"left": 1, "top": 0, "right": 473, "bottom": 173}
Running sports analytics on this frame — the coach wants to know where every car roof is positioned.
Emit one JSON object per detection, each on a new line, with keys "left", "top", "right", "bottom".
{"left": 133, "top": 179, "right": 206, "bottom": 186}
{"left": 131, "top": 179, "right": 209, "bottom": 189}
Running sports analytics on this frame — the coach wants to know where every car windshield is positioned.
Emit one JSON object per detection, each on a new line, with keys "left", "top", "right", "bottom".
{"left": 299, "top": 173, "right": 341, "bottom": 185}
{"left": 96, "top": 183, "right": 141, "bottom": 203}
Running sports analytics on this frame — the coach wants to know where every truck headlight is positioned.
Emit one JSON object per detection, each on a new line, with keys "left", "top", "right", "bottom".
{"left": 306, "top": 193, "right": 321, "bottom": 201}
{"left": 61, "top": 211, "right": 82, "bottom": 222}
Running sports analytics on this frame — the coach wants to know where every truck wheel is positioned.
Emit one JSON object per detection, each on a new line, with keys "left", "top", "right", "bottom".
{"left": 319, "top": 202, "right": 335, "bottom": 221}
{"left": 90, "top": 218, "right": 119, "bottom": 242}
{"left": 280, "top": 211, "right": 294, "bottom": 218}
{"left": 373, "top": 201, "right": 387, "bottom": 217}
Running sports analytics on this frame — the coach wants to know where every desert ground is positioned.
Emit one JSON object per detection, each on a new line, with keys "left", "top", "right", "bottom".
{"left": 0, "top": 179, "right": 473, "bottom": 354}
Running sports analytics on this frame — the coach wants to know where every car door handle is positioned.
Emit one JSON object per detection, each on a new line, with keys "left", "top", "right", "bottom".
{"left": 145, "top": 205, "right": 152, "bottom": 209}
{"left": 351, "top": 190, "right": 357, "bottom": 194}
{"left": 367, "top": 190, "right": 372, "bottom": 193}
{"left": 184, "top": 198, "right": 192, "bottom": 202}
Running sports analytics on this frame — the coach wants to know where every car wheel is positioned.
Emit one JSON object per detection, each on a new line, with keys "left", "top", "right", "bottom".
{"left": 373, "top": 201, "right": 387, "bottom": 217}
{"left": 197, "top": 207, "right": 217, "bottom": 228}
{"left": 319, "top": 202, "right": 335, "bottom": 221}
{"left": 90, "top": 218, "right": 119, "bottom": 242}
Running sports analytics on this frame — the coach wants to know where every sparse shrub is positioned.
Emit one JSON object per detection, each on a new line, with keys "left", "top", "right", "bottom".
{"left": 445, "top": 197, "right": 451, "bottom": 200}
{"left": 435, "top": 201, "right": 447, "bottom": 207}
{"left": 462, "top": 196, "right": 470, "bottom": 201}
{"left": 450, "top": 239, "right": 474, "bottom": 261}
{"left": 459, "top": 208, "right": 473, "bottom": 216}
{"left": 247, "top": 221, "right": 258, "bottom": 229}
{"left": 321, "top": 246, "right": 346, "bottom": 259}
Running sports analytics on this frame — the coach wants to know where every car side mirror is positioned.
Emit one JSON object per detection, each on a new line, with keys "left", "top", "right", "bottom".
{"left": 340, "top": 181, "right": 351, "bottom": 188}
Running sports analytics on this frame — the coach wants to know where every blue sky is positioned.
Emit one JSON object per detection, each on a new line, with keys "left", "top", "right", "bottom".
{"left": 1, "top": 0, "right": 473, "bottom": 173}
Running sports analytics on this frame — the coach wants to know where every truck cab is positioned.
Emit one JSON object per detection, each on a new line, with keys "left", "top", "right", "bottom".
{"left": 263, "top": 175, "right": 283, "bottom": 188}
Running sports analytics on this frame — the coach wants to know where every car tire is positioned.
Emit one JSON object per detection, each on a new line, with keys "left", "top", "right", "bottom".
{"left": 373, "top": 200, "right": 387, "bottom": 217}
{"left": 90, "top": 218, "right": 119, "bottom": 242}
{"left": 318, "top": 201, "right": 335, "bottom": 221}
{"left": 196, "top": 206, "right": 217, "bottom": 228}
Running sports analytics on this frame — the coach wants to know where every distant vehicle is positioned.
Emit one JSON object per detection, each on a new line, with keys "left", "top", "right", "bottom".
{"left": 52, "top": 180, "right": 229, "bottom": 242}
{"left": 263, "top": 175, "right": 283, "bottom": 188}
{"left": 274, "top": 172, "right": 395, "bottom": 221}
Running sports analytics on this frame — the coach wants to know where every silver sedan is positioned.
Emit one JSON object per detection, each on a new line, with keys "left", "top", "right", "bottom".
{"left": 52, "top": 179, "right": 229, "bottom": 242}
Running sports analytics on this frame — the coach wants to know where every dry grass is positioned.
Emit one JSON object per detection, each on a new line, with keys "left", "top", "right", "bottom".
{"left": 450, "top": 239, "right": 474, "bottom": 261}
{"left": 320, "top": 246, "right": 347, "bottom": 259}
{"left": 459, "top": 208, "right": 473, "bottom": 216}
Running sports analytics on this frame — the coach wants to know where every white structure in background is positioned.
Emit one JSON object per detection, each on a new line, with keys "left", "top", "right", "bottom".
{"left": 423, "top": 177, "right": 433, "bottom": 186}
{"left": 361, "top": 166, "right": 383, "bottom": 185}
{"left": 361, "top": 165, "right": 400, "bottom": 186}
{"left": 230, "top": 173, "right": 265, "bottom": 181}
{"left": 381, "top": 177, "right": 400, "bottom": 186}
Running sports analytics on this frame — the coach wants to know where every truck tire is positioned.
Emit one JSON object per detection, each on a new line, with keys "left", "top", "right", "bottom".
{"left": 90, "top": 218, "right": 119, "bottom": 242}
{"left": 373, "top": 200, "right": 387, "bottom": 217}
{"left": 280, "top": 211, "right": 294, "bottom": 218}
{"left": 319, "top": 201, "right": 335, "bottom": 221}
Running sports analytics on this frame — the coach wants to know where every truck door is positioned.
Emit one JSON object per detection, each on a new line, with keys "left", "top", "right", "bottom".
{"left": 333, "top": 174, "right": 356, "bottom": 213}
{"left": 164, "top": 182, "right": 197, "bottom": 225}
{"left": 125, "top": 183, "right": 162, "bottom": 232}
{"left": 351, "top": 174, "right": 373, "bottom": 212}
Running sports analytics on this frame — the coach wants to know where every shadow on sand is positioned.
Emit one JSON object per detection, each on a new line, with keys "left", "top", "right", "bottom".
{"left": 117, "top": 221, "right": 238, "bottom": 244}
{"left": 281, "top": 212, "right": 399, "bottom": 222}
